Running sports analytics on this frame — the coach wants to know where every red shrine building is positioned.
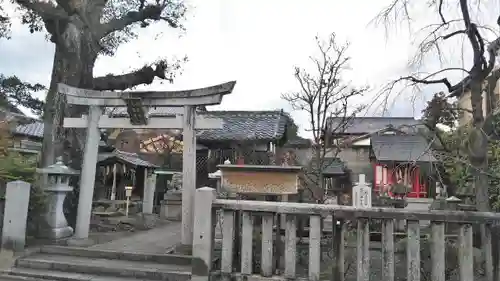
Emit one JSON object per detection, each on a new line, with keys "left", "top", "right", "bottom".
{"left": 325, "top": 117, "right": 437, "bottom": 199}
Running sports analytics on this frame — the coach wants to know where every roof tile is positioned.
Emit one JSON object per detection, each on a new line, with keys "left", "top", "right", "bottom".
{"left": 98, "top": 150, "right": 158, "bottom": 168}
{"left": 15, "top": 122, "right": 44, "bottom": 138}
{"left": 196, "top": 111, "right": 290, "bottom": 142}
{"left": 371, "top": 135, "right": 436, "bottom": 162}
{"left": 328, "top": 116, "right": 421, "bottom": 134}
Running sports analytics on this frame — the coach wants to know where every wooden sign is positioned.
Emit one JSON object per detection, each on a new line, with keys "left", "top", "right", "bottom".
{"left": 218, "top": 165, "right": 302, "bottom": 195}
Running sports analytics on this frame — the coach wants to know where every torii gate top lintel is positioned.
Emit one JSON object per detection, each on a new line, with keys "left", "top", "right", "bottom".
{"left": 57, "top": 81, "right": 236, "bottom": 107}
{"left": 61, "top": 81, "right": 236, "bottom": 243}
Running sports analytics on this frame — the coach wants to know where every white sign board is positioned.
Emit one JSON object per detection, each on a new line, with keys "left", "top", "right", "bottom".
{"left": 352, "top": 174, "right": 372, "bottom": 208}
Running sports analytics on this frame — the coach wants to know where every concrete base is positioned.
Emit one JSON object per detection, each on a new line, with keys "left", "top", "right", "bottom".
{"left": 0, "top": 250, "right": 15, "bottom": 270}
{"left": 39, "top": 226, "right": 74, "bottom": 240}
{"left": 160, "top": 191, "right": 182, "bottom": 221}
{"left": 66, "top": 237, "right": 95, "bottom": 247}
{"left": 173, "top": 244, "right": 192, "bottom": 255}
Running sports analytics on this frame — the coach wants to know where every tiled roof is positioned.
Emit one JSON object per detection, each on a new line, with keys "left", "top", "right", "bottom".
{"left": 328, "top": 116, "right": 421, "bottom": 135}
{"left": 107, "top": 108, "right": 292, "bottom": 142}
{"left": 15, "top": 122, "right": 44, "bottom": 138}
{"left": 98, "top": 149, "right": 158, "bottom": 168}
{"left": 16, "top": 109, "right": 292, "bottom": 143}
{"left": 308, "top": 157, "right": 346, "bottom": 176}
{"left": 196, "top": 110, "right": 291, "bottom": 142}
{"left": 371, "top": 135, "right": 436, "bottom": 162}
{"left": 14, "top": 121, "right": 109, "bottom": 148}
{"left": 322, "top": 158, "right": 347, "bottom": 175}
{"left": 284, "top": 136, "right": 312, "bottom": 148}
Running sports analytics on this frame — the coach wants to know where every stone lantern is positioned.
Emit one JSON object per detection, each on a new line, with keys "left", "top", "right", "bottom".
{"left": 36, "top": 157, "right": 79, "bottom": 239}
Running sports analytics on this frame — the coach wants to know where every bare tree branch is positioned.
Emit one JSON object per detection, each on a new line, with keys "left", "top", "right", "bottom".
{"left": 92, "top": 57, "right": 187, "bottom": 91}
{"left": 282, "top": 32, "right": 367, "bottom": 198}
{"left": 15, "top": 0, "right": 68, "bottom": 20}
{"left": 374, "top": 0, "right": 500, "bottom": 212}
{"left": 99, "top": 1, "right": 185, "bottom": 39}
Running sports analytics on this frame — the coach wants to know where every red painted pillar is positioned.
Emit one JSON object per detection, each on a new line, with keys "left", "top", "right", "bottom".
{"left": 237, "top": 156, "right": 244, "bottom": 165}
{"left": 411, "top": 166, "right": 421, "bottom": 198}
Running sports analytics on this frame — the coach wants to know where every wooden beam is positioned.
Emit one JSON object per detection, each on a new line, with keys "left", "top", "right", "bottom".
{"left": 63, "top": 115, "right": 223, "bottom": 129}
{"left": 58, "top": 81, "right": 236, "bottom": 106}
{"left": 65, "top": 94, "right": 224, "bottom": 106}
{"left": 212, "top": 199, "right": 500, "bottom": 224}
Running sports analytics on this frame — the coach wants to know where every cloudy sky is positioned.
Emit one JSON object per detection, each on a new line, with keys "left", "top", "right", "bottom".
{"left": 3, "top": 0, "right": 493, "bottom": 135}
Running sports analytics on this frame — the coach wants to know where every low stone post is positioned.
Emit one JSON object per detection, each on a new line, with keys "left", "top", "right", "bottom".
{"left": 445, "top": 196, "right": 462, "bottom": 211}
{"left": 36, "top": 157, "right": 79, "bottom": 240}
{"left": 352, "top": 174, "right": 372, "bottom": 208}
{"left": 1, "top": 180, "right": 31, "bottom": 253}
{"left": 192, "top": 187, "right": 216, "bottom": 281}
{"left": 208, "top": 170, "right": 222, "bottom": 194}
{"left": 445, "top": 196, "right": 462, "bottom": 234}
{"left": 208, "top": 169, "right": 223, "bottom": 234}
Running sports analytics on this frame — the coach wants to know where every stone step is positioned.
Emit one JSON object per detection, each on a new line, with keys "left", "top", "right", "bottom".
{"left": 40, "top": 246, "right": 193, "bottom": 266}
{"left": 0, "top": 273, "right": 45, "bottom": 281}
{"left": 2, "top": 267, "right": 172, "bottom": 281}
{"left": 15, "top": 253, "right": 191, "bottom": 281}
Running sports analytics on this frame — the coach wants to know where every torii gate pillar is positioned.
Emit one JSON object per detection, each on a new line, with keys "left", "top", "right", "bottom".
{"left": 181, "top": 105, "right": 196, "bottom": 245}
{"left": 58, "top": 81, "right": 236, "bottom": 246}
{"left": 74, "top": 105, "right": 102, "bottom": 239}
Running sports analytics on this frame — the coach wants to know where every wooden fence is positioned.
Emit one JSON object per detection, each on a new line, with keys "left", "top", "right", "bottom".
{"left": 192, "top": 187, "right": 500, "bottom": 281}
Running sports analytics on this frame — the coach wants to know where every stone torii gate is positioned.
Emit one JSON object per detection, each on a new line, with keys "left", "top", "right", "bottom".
{"left": 58, "top": 81, "right": 236, "bottom": 246}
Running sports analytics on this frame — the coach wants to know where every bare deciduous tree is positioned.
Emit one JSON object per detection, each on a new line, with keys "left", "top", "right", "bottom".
{"left": 375, "top": 0, "right": 500, "bottom": 212}
{"left": 282, "top": 32, "right": 367, "bottom": 202}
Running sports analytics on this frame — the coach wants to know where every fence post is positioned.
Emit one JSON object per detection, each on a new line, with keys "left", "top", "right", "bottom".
{"left": 192, "top": 187, "right": 216, "bottom": 281}
{"left": 1, "top": 180, "right": 31, "bottom": 253}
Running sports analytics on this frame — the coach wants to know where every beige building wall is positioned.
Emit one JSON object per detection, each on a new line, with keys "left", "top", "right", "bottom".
{"left": 458, "top": 79, "right": 500, "bottom": 126}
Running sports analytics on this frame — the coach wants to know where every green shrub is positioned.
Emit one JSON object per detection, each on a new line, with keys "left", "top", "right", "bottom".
{"left": 0, "top": 151, "right": 47, "bottom": 234}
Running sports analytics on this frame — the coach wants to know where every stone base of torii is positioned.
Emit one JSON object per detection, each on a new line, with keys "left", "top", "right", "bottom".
{"left": 57, "top": 81, "right": 236, "bottom": 247}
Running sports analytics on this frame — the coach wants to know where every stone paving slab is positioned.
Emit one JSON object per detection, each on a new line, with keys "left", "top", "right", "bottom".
{"left": 89, "top": 221, "right": 182, "bottom": 254}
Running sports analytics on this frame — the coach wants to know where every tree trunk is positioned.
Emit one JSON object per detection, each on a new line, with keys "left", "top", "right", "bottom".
{"left": 468, "top": 82, "right": 490, "bottom": 212}
{"left": 41, "top": 18, "right": 99, "bottom": 164}
{"left": 40, "top": 19, "right": 99, "bottom": 226}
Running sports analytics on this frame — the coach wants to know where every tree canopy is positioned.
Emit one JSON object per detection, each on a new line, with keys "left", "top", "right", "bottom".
{"left": 0, "top": 74, "right": 45, "bottom": 116}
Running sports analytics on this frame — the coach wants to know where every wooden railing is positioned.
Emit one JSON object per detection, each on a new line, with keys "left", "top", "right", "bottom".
{"left": 192, "top": 187, "right": 500, "bottom": 281}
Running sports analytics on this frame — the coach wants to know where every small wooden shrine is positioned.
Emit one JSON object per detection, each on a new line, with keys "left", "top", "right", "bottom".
{"left": 96, "top": 149, "right": 158, "bottom": 201}
{"left": 218, "top": 164, "right": 302, "bottom": 196}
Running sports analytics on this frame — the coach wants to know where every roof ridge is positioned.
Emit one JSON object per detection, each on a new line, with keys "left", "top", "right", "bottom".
{"left": 202, "top": 110, "right": 283, "bottom": 114}
{"left": 330, "top": 116, "right": 417, "bottom": 119}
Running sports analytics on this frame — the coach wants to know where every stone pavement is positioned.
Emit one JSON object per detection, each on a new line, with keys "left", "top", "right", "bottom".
{"left": 89, "top": 221, "right": 182, "bottom": 254}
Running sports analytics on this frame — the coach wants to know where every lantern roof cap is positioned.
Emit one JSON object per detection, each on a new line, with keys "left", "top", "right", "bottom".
{"left": 445, "top": 196, "right": 462, "bottom": 202}
{"left": 36, "top": 157, "right": 79, "bottom": 175}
